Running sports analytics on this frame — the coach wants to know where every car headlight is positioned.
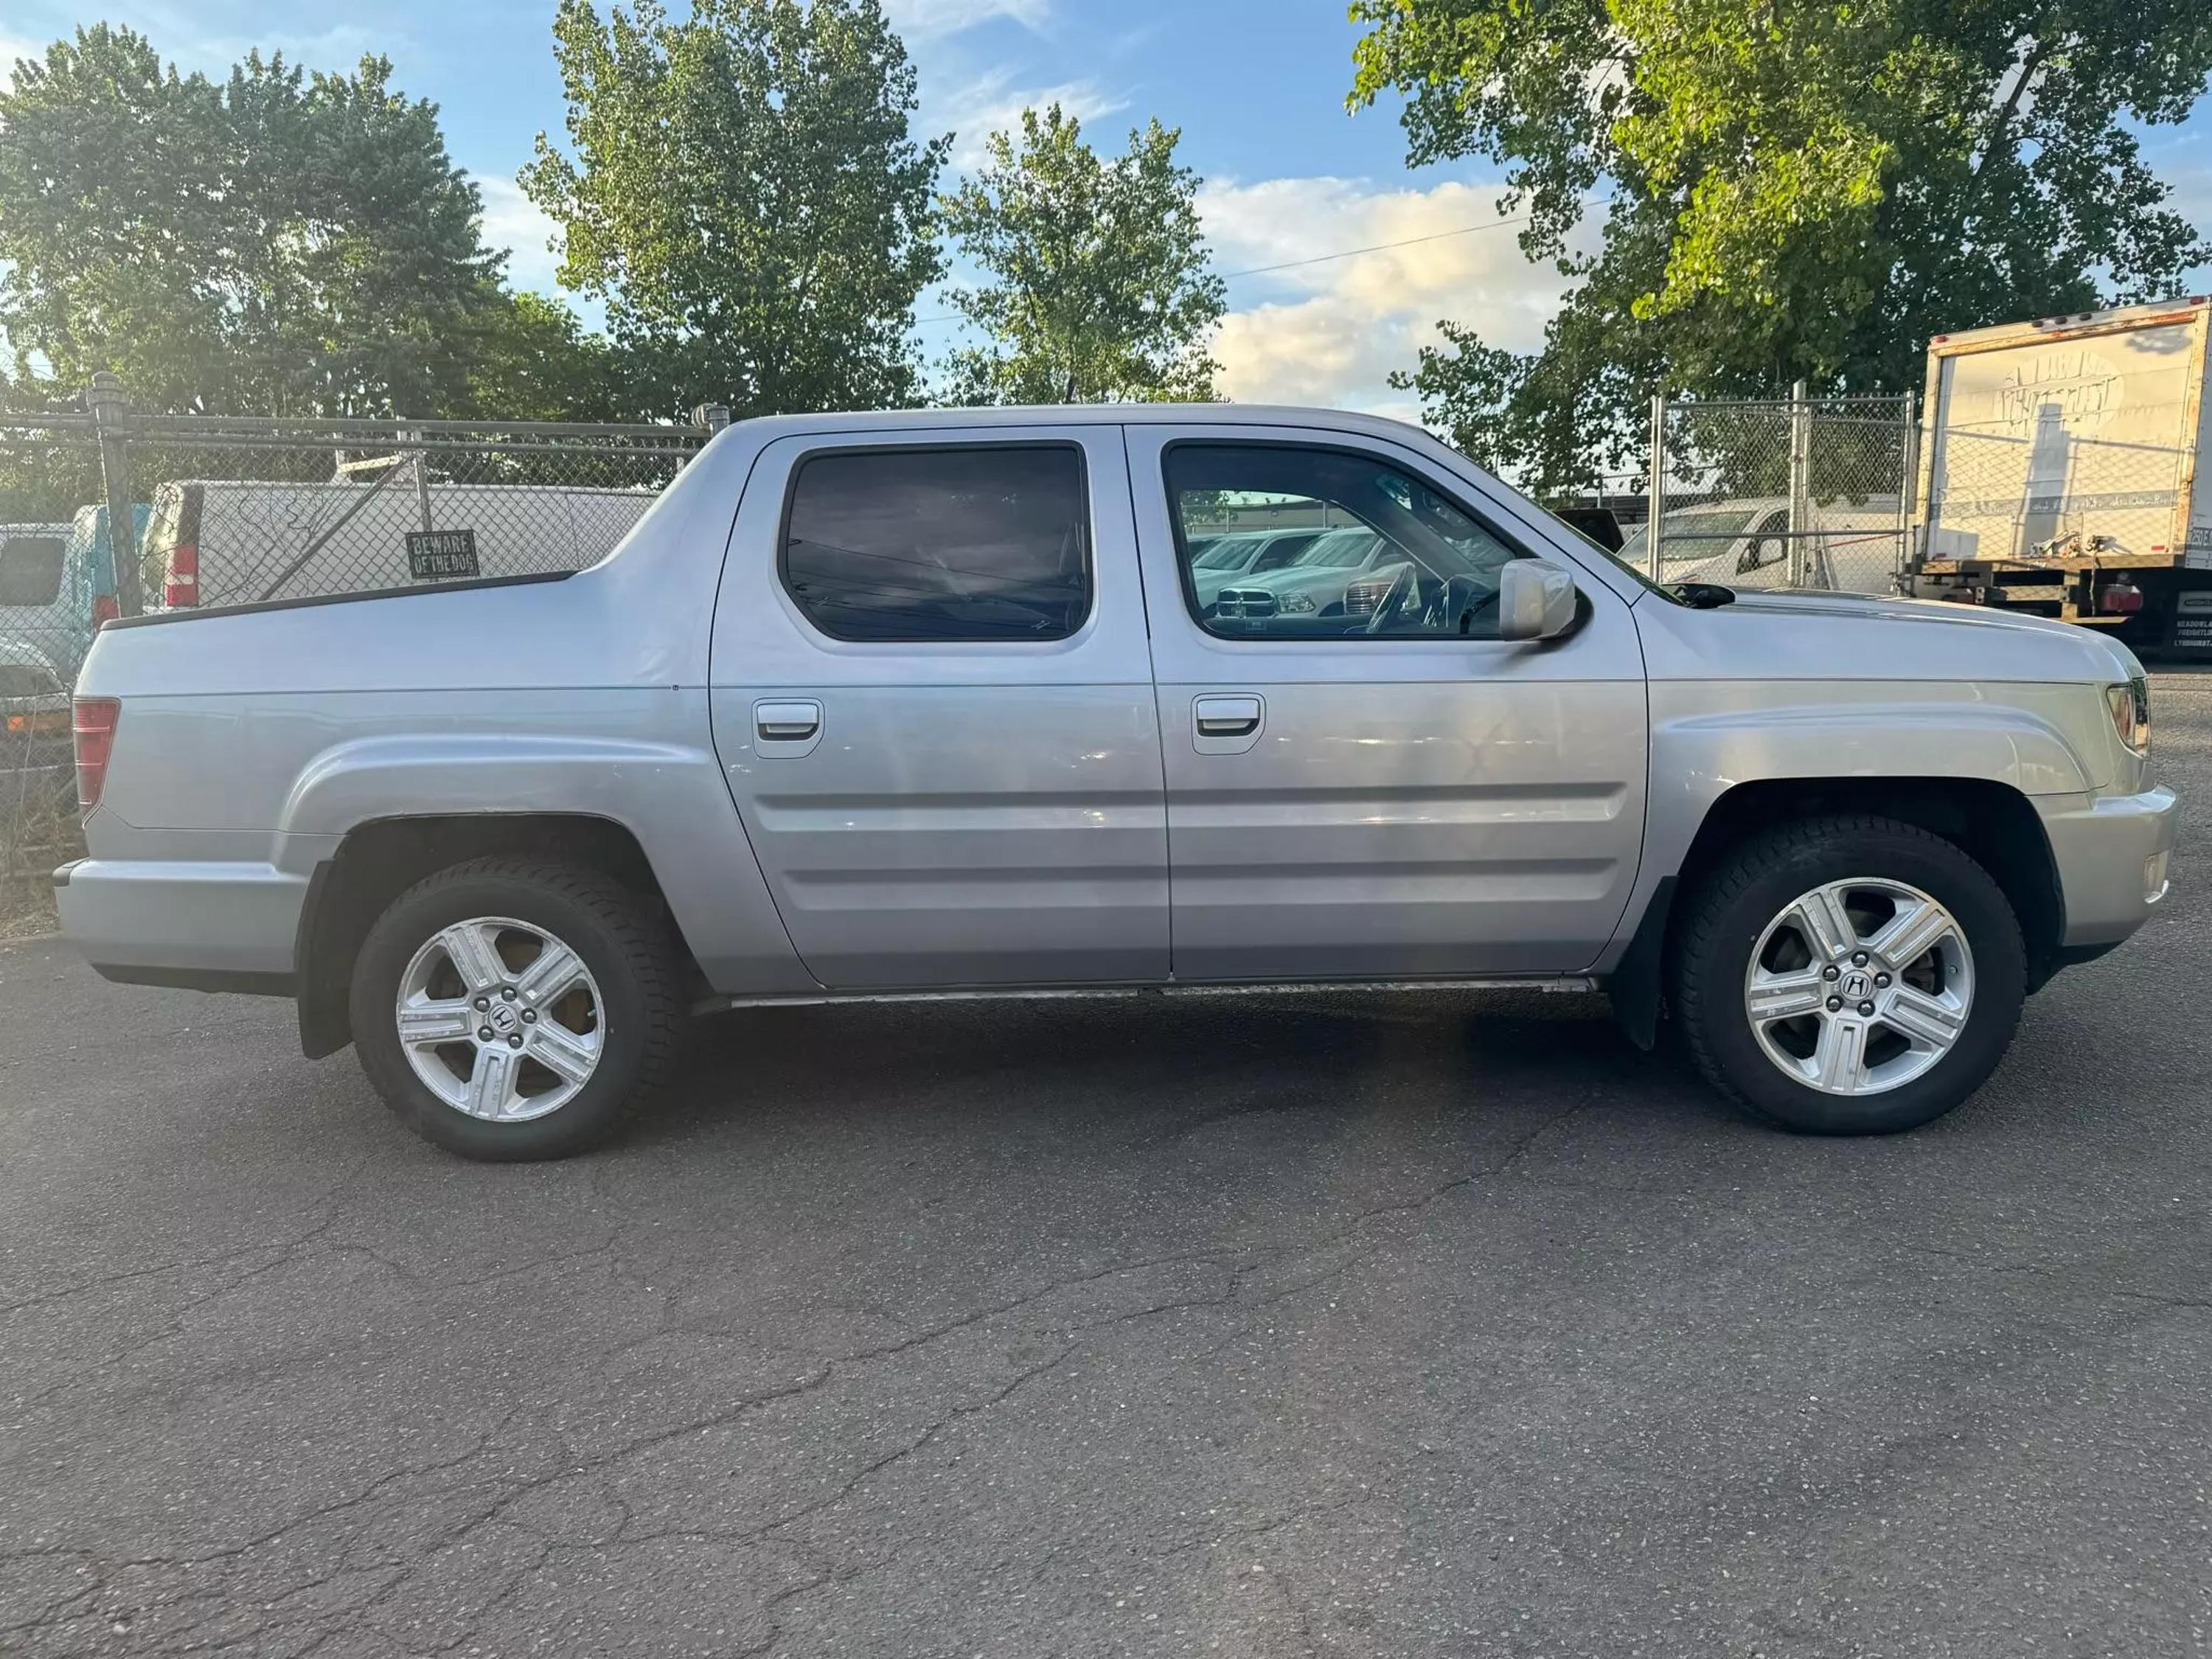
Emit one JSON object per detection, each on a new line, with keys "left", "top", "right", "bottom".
{"left": 2106, "top": 677, "right": 2150, "bottom": 757}
{"left": 1276, "top": 591, "right": 1315, "bottom": 613}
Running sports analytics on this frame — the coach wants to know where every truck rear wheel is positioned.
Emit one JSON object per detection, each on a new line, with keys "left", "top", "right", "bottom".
{"left": 1674, "top": 816, "right": 2026, "bottom": 1135}
{"left": 349, "top": 858, "right": 682, "bottom": 1160}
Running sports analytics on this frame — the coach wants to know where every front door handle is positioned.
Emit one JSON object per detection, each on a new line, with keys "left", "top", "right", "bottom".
{"left": 755, "top": 699, "right": 822, "bottom": 741}
{"left": 1194, "top": 695, "right": 1262, "bottom": 737}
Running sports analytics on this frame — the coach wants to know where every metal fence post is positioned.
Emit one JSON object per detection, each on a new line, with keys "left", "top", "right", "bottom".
{"left": 85, "top": 372, "right": 145, "bottom": 617}
{"left": 1647, "top": 390, "right": 1666, "bottom": 581}
{"left": 1787, "top": 379, "right": 1812, "bottom": 587}
{"left": 1896, "top": 389, "right": 1918, "bottom": 585}
{"left": 400, "top": 425, "right": 434, "bottom": 534}
{"left": 693, "top": 403, "right": 731, "bottom": 434}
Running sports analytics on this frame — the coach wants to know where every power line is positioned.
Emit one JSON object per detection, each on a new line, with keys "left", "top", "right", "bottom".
{"left": 910, "top": 210, "right": 1529, "bottom": 329}
{"left": 1217, "top": 212, "right": 1527, "bottom": 280}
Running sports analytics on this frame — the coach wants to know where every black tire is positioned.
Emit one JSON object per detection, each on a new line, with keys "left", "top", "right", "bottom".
{"left": 1674, "top": 815, "right": 2026, "bottom": 1135}
{"left": 349, "top": 858, "right": 683, "bottom": 1161}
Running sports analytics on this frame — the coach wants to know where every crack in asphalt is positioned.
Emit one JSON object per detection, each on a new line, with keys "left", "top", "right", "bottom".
{"left": 3, "top": 1096, "right": 1607, "bottom": 1651}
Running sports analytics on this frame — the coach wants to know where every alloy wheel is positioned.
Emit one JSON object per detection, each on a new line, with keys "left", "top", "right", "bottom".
{"left": 1743, "top": 877, "right": 1975, "bottom": 1096}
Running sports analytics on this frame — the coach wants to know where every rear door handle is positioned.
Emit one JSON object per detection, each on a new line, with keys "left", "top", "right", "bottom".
{"left": 1194, "top": 695, "right": 1262, "bottom": 737}
{"left": 754, "top": 699, "right": 822, "bottom": 741}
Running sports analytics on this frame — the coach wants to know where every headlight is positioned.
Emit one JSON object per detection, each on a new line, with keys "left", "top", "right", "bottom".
{"left": 2106, "top": 677, "right": 2150, "bottom": 757}
{"left": 1276, "top": 591, "right": 1315, "bottom": 613}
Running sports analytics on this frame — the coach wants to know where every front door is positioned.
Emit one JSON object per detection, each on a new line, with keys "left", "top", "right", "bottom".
{"left": 708, "top": 427, "right": 1168, "bottom": 989}
{"left": 1124, "top": 425, "right": 1649, "bottom": 981}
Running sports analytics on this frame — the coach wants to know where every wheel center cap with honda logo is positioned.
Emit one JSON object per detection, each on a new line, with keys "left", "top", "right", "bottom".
{"left": 1841, "top": 970, "right": 1874, "bottom": 1000}
{"left": 488, "top": 1002, "right": 522, "bottom": 1037}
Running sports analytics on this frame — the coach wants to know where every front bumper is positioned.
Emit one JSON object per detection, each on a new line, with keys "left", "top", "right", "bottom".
{"left": 2036, "top": 785, "right": 2178, "bottom": 948}
{"left": 53, "top": 858, "right": 307, "bottom": 992}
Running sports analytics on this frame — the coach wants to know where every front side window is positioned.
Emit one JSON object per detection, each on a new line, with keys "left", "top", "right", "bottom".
{"left": 1739, "top": 509, "right": 1790, "bottom": 573}
{"left": 1165, "top": 445, "right": 1527, "bottom": 639}
{"left": 782, "top": 445, "right": 1091, "bottom": 642}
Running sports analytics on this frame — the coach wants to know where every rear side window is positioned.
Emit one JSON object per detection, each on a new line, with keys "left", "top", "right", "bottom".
{"left": 0, "top": 535, "right": 66, "bottom": 607}
{"left": 781, "top": 445, "right": 1091, "bottom": 642}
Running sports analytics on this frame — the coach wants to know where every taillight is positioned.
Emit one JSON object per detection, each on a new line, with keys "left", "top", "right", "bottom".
{"left": 72, "top": 698, "right": 120, "bottom": 813}
{"left": 164, "top": 543, "right": 200, "bottom": 608}
{"left": 91, "top": 592, "right": 120, "bottom": 627}
{"left": 2099, "top": 582, "right": 2143, "bottom": 615}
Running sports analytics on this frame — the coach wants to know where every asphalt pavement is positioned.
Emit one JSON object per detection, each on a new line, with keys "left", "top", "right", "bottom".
{"left": 3, "top": 675, "right": 2209, "bottom": 1658}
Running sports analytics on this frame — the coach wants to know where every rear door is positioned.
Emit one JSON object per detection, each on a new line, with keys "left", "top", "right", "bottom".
{"left": 1126, "top": 424, "right": 1649, "bottom": 981}
{"left": 708, "top": 425, "right": 1169, "bottom": 989}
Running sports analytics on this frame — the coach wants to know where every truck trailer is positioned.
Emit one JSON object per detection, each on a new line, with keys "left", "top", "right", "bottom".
{"left": 1907, "top": 294, "right": 2212, "bottom": 655}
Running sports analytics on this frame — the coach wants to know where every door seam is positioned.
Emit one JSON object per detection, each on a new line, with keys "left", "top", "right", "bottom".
{"left": 1120, "top": 422, "right": 1178, "bottom": 979}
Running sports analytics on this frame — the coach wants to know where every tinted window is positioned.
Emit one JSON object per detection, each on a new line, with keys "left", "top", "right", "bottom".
{"left": 782, "top": 446, "right": 1090, "bottom": 641}
{"left": 1165, "top": 445, "right": 1526, "bottom": 639}
{"left": 0, "top": 535, "right": 66, "bottom": 607}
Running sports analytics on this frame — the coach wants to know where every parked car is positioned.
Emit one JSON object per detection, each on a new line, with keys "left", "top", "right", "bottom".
{"left": 0, "top": 507, "right": 143, "bottom": 684}
{"left": 0, "top": 636, "right": 74, "bottom": 805}
{"left": 144, "top": 479, "right": 661, "bottom": 609}
{"left": 1, "top": 523, "right": 74, "bottom": 672}
{"left": 58, "top": 406, "right": 2173, "bottom": 1160}
{"left": 1186, "top": 527, "right": 1327, "bottom": 608}
{"left": 1618, "top": 495, "right": 1903, "bottom": 593}
{"left": 1206, "top": 527, "right": 1411, "bottom": 622}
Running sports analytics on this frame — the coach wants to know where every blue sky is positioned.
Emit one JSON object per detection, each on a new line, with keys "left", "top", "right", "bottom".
{"left": 4, "top": 0, "right": 2210, "bottom": 417}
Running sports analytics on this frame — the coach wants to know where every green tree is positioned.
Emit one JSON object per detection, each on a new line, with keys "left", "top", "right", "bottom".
{"left": 521, "top": 0, "right": 947, "bottom": 420}
{"left": 939, "top": 105, "right": 1225, "bottom": 404}
{"left": 450, "top": 291, "right": 635, "bottom": 422}
{"left": 0, "top": 25, "right": 530, "bottom": 417}
{"left": 1350, "top": 0, "right": 2212, "bottom": 492}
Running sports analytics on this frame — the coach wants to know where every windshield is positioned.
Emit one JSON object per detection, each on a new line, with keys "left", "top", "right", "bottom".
{"left": 1617, "top": 509, "right": 1759, "bottom": 566}
{"left": 1294, "top": 529, "right": 1380, "bottom": 568}
{"left": 1537, "top": 511, "right": 1685, "bottom": 601}
{"left": 1192, "top": 540, "right": 1256, "bottom": 569}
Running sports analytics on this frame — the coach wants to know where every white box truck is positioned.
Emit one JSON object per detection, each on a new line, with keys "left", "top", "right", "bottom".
{"left": 1907, "top": 294, "right": 2212, "bottom": 654}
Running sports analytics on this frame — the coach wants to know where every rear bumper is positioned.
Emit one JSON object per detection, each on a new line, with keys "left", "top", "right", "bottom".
{"left": 2036, "top": 785, "right": 2178, "bottom": 948}
{"left": 54, "top": 858, "right": 307, "bottom": 990}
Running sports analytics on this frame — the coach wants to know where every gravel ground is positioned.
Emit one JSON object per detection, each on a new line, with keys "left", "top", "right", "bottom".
{"left": 1, "top": 672, "right": 2207, "bottom": 1658}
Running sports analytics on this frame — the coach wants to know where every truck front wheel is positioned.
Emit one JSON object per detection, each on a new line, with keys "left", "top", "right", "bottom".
{"left": 349, "top": 858, "right": 683, "bottom": 1160}
{"left": 1674, "top": 816, "right": 2027, "bottom": 1135}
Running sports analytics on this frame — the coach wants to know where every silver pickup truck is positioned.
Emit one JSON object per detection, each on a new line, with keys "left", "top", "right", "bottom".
{"left": 56, "top": 406, "right": 2175, "bottom": 1159}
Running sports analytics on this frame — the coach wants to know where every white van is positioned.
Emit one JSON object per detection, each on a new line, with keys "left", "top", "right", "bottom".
{"left": 143, "top": 479, "right": 660, "bottom": 610}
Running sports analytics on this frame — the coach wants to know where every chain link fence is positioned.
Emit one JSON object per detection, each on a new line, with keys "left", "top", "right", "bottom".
{"left": 1, "top": 394, "right": 714, "bottom": 900}
{"left": 1619, "top": 389, "right": 1916, "bottom": 595}
{"left": 1, "top": 411, "right": 108, "bottom": 906}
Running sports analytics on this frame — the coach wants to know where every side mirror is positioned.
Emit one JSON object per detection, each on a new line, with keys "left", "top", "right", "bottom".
{"left": 1496, "top": 560, "right": 1579, "bottom": 641}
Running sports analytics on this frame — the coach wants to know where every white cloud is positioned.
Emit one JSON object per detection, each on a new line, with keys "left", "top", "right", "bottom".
{"left": 882, "top": 0, "right": 1052, "bottom": 38}
{"left": 476, "top": 175, "right": 566, "bottom": 297}
{"left": 1200, "top": 175, "right": 1582, "bottom": 415}
{"left": 0, "top": 32, "right": 43, "bottom": 89}
{"left": 933, "top": 68, "right": 1126, "bottom": 170}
